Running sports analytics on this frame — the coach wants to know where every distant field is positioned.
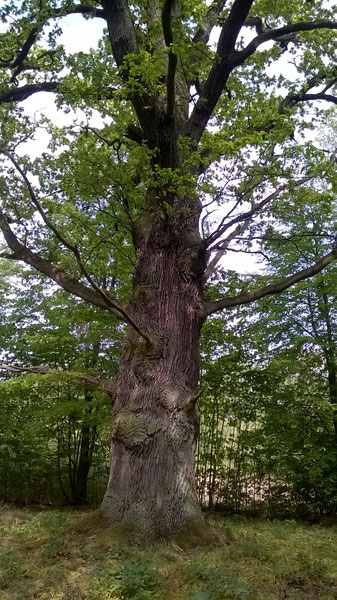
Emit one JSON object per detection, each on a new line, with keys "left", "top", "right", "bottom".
{"left": 0, "top": 507, "right": 336, "bottom": 599}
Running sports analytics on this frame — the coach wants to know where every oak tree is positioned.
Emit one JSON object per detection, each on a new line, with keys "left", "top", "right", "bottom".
{"left": 1, "top": 0, "right": 337, "bottom": 538}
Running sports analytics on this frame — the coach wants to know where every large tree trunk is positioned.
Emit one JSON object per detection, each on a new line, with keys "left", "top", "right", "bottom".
{"left": 100, "top": 202, "right": 206, "bottom": 538}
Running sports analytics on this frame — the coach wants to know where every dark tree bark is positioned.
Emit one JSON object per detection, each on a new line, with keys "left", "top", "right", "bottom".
{"left": 73, "top": 423, "right": 96, "bottom": 505}
{"left": 100, "top": 197, "right": 207, "bottom": 537}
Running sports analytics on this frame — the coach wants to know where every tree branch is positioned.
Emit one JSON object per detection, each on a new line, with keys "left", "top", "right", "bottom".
{"left": 205, "top": 176, "right": 311, "bottom": 250}
{"left": 193, "top": 0, "right": 228, "bottom": 45}
{"left": 203, "top": 219, "right": 251, "bottom": 281}
{"left": 231, "top": 20, "right": 337, "bottom": 70}
{"left": 188, "top": 0, "right": 228, "bottom": 92}
{"left": 101, "top": 0, "right": 138, "bottom": 66}
{"left": 0, "top": 4, "right": 106, "bottom": 80}
{"left": 0, "top": 82, "right": 59, "bottom": 104}
{"left": 0, "top": 149, "right": 152, "bottom": 346}
{"left": 125, "top": 124, "right": 144, "bottom": 144}
{"left": 243, "top": 16, "right": 263, "bottom": 35}
{"left": 206, "top": 249, "right": 337, "bottom": 315}
{"left": 185, "top": 0, "right": 254, "bottom": 145}
{"left": 218, "top": 0, "right": 255, "bottom": 56}
{"left": 162, "top": 0, "right": 178, "bottom": 118}
{"left": 54, "top": 4, "right": 106, "bottom": 20}
{"left": 279, "top": 70, "right": 336, "bottom": 113}
{"left": 186, "top": 16, "right": 337, "bottom": 145}
{"left": 0, "top": 207, "right": 118, "bottom": 314}
{"left": 232, "top": 71, "right": 337, "bottom": 141}
{"left": 0, "top": 363, "right": 115, "bottom": 398}
{"left": 287, "top": 92, "right": 337, "bottom": 106}
{"left": 6, "top": 27, "right": 39, "bottom": 72}
{"left": 0, "top": 206, "right": 153, "bottom": 344}
{"left": 100, "top": 0, "right": 156, "bottom": 137}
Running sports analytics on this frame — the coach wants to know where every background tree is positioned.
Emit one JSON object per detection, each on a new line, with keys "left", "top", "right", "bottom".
{"left": 1, "top": 0, "right": 337, "bottom": 538}
{"left": 196, "top": 181, "right": 337, "bottom": 515}
{"left": 0, "top": 262, "right": 116, "bottom": 505}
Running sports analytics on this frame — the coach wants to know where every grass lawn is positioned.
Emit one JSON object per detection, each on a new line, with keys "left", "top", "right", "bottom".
{"left": 0, "top": 506, "right": 336, "bottom": 599}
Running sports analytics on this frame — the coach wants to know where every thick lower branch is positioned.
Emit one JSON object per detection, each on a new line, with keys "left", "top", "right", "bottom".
{"left": 206, "top": 249, "right": 337, "bottom": 315}
{"left": 0, "top": 202, "right": 151, "bottom": 344}
{"left": 0, "top": 364, "right": 115, "bottom": 398}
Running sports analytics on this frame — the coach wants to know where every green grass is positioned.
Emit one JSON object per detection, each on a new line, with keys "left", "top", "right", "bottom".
{"left": 0, "top": 507, "right": 337, "bottom": 599}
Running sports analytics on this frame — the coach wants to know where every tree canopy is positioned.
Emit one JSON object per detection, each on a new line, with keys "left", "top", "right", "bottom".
{"left": 0, "top": 0, "right": 337, "bottom": 321}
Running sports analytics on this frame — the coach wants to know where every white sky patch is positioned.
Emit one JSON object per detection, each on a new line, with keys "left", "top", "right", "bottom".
{"left": 17, "top": 14, "right": 106, "bottom": 158}
{"left": 58, "top": 14, "right": 105, "bottom": 54}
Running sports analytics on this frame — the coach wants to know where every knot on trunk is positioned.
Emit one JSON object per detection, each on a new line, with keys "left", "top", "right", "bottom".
{"left": 122, "top": 330, "right": 165, "bottom": 364}
{"left": 159, "top": 384, "right": 200, "bottom": 413}
{"left": 112, "top": 409, "right": 161, "bottom": 449}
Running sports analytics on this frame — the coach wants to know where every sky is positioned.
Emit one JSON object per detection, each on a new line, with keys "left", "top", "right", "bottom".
{"left": 15, "top": 15, "right": 106, "bottom": 156}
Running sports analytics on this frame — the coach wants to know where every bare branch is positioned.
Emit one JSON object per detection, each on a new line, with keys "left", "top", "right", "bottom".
{"left": 185, "top": 0, "right": 254, "bottom": 144}
{"left": 206, "top": 249, "right": 337, "bottom": 315}
{"left": 84, "top": 123, "right": 144, "bottom": 146}
{"left": 205, "top": 176, "right": 311, "bottom": 250}
{"left": 203, "top": 219, "right": 251, "bottom": 281}
{"left": 0, "top": 363, "right": 115, "bottom": 398}
{"left": 232, "top": 20, "right": 337, "bottom": 70}
{"left": 0, "top": 82, "right": 59, "bottom": 104}
{"left": 225, "top": 245, "right": 270, "bottom": 262}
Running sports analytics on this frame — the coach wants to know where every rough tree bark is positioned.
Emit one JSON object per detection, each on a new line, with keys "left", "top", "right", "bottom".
{"left": 100, "top": 190, "right": 206, "bottom": 536}
{"left": 98, "top": 0, "right": 208, "bottom": 537}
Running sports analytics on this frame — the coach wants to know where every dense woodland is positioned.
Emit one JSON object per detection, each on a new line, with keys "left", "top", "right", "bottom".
{"left": 0, "top": 0, "right": 337, "bottom": 546}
